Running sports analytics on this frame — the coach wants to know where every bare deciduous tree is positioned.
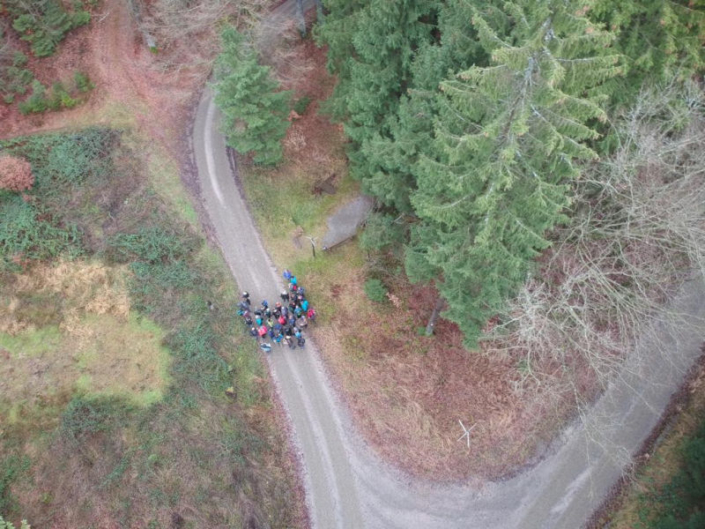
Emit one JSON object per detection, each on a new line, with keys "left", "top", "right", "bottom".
{"left": 485, "top": 80, "right": 705, "bottom": 394}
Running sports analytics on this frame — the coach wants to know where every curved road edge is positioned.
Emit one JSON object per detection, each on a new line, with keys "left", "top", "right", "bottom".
{"left": 192, "top": 80, "right": 705, "bottom": 528}
{"left": 192, "top": 86, "right": 364, "bottom": 529}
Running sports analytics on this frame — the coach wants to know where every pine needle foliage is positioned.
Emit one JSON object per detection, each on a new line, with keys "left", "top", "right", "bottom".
{"left": 408, "top": 0, "right": 623, "bottom": 346}
{"left": 591, "top": 0, "right": 705, "bottom": 104}
{"left": 318, "top": 0, "right": 437, "bottom": 183}
{"left": 6, "top": 0, "right": 90, "bottom": 58}
{"left": 213, "top": 27, "right": 291, "bottom": 166}
{"left": 0, "top": 44, "right": 33, "bottom": 104}
{"left": 320, "top": 0, "right": 704, "bottom": 348}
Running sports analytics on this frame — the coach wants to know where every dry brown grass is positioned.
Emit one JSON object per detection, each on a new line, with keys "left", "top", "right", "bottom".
{"left": 0, "top": 260, "right": 169, "bottom": 412}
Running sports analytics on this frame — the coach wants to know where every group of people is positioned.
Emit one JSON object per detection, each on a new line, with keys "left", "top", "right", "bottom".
{"left": 237, "top": 269, "right": 316, "bottom": 352}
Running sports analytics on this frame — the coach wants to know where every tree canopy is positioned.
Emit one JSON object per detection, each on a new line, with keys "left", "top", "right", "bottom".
{"left": 318, "top": 0, "right": 705, "bottom": 347}
{"left": 214, "top": 27, "right": 291, "bottom": 166}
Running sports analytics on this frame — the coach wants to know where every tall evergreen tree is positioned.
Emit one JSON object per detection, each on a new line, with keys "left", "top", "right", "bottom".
{"left": 407, "top": 0, "right": 623, "bottom": 346}
{"left": 318, "top": 0, "right": 437, "bottom": 181}
{"left": 213, "top": 27, "right": 291, "bottom": 165}
{"left": 357, "top": 0, "right": 494, "bottom": 213}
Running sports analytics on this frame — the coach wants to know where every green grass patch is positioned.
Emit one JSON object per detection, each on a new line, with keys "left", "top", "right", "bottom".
{"left": 0, "top": 325, "right": 62, "bottom": 359}
{"left": 607, "top": 386, "right": 705, "bottom": 529}
{"left": 241, "top": 162, "right": 359, "bottom": 266}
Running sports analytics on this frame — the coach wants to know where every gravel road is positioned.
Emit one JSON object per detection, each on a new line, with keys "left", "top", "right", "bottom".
{"left": 192, "top": 11, "right": 705, "bottom": 526}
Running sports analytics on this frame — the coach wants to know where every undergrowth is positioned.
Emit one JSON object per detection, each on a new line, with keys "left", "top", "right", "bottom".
{"left": 1, "top": 1, "right": 94, "bottom": 112}
{"left": 17, "top": 74, "right": 94, "bottom": 115}
{"left": 4, "top": 0, "right": 91, "bottom": 58}
{"left": 0, "top": 129, "right": 298, "bottom": 528}
{"left": 633, "top": 420, "right": 705, "bottom": 528}
{"left": 0, "top": 48, "right": 33, "bottom": 104}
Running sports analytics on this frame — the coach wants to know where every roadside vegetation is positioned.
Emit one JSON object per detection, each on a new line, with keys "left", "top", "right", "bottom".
{"left": 0, "top": 129, "right": 301, "bottom": 528}
{"left": 599, "top": 367, "right": 705, "bottom": 529}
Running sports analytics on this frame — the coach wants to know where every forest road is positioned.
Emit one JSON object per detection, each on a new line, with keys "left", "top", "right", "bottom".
{"left": 191, "top": 4, "right": 705, "bottom": 527}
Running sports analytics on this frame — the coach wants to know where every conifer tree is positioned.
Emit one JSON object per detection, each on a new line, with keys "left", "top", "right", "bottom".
{"left": 357, "top": 0, "right": 492, "bottom": 213}
{"left": 407, "top": 0, "right": 623, "bottom": 347}
{"left": 318, "top": 0, "right": 436, "bottom": 180}
{"left": 591, "top": 0, "right": 705, "bottom": 103}
{"left": 213, "top": 27, "right": 291, "bottom": 165}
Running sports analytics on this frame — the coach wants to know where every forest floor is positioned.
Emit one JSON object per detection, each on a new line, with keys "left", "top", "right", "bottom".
{"left": 0, "top": 1, "right": 306, "bottom": 527}
{"left": 239, "top": 31, "right": 588, "bottom": 481}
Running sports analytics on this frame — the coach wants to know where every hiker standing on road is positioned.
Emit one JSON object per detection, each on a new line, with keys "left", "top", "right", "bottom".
{"left": 241, "top": 271, "right": 315, "bottom": 350}
{"left": 297, "top": 315, "right": 308, "bottom": 329}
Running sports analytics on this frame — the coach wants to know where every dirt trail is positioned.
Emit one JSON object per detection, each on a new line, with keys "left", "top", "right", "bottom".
{"left": 1, "top": 0, "right": 198, "bottom": 151}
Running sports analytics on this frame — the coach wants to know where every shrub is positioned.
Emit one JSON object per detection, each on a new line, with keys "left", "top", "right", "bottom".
{"left": 293, "top": 95, "right": 312, "bottom": 115}
{"left": 18, "top": 80, "right": 48, "bottom": 115}
{"left": 364, "top": 278, "right": 388, "bottom": 303}
{"left": 73, "top": 71, "right": 94, "bottom": 93}
{"left": 0, "top": 155, "right": 34, "bottom": 192}
{"left": 0, "top": 51, "right": 33, "bottom": 102}
{"left": 9, "top": 0, "right": 91, "bottom": 58}
{"left": 18, "top": 79, "right": 82, "bottom": 115}
{"left": 0, "top": 516, "right": 31, "bottom": 529}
